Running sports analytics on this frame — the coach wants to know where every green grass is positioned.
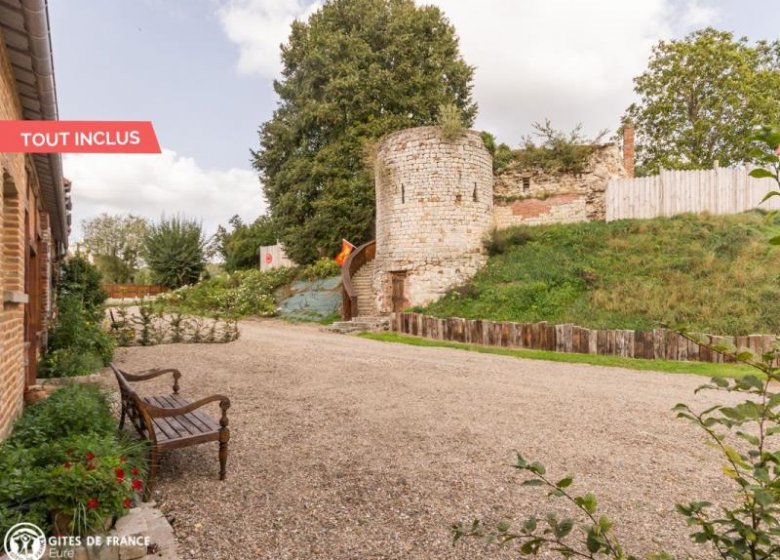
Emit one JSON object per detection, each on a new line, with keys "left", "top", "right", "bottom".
{"left": 424, "top": 212, "right": 780, "bottom": 336}
{"left": 360, "top": 332, "right": 755, "bottom": 378}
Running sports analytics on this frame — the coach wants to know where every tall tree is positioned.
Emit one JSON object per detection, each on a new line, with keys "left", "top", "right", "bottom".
{"left": 625, "top": 28, "right": 780, "bottom": 176}
{"left": 214, "top": 214, "right": 278, "bottom": 272}
{"left": 143, "top": 216, "right": 206, "bottom": 289}
{"left": 254, "top": 0, "right": 476, "bottom": 263}
{"left": 80, "top": 214, "right": 149, "bottom": 283}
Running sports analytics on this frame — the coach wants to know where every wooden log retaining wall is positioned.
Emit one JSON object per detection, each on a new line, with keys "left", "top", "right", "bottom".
{"left": 392, "top": 313, "right": 778, "bottom": 364}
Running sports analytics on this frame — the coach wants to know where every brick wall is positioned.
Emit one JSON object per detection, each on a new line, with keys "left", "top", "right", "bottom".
{"left": 0, "top": 34, "right": 37, "bottom": 439}
{"left": 493, "top": 193, "right": 588, "bottom": 228}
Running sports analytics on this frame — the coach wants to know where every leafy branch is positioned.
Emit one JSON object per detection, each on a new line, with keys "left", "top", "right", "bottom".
{"left": 453, "top": 453, "right": 638, "bottom": 559}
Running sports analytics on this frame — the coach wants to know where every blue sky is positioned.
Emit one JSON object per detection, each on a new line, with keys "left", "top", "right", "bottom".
{"left": 49, "top": 0, "right": 780, "bottom": 239}
{"left": 51, "top": 0, "right": 273, "bottom": 170}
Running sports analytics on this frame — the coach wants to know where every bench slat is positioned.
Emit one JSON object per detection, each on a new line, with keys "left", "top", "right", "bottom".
{"left": 141, "top": 395, "right": 220, "bottom": 442}
{"left": 150, "top": 416, "right": 177, "bottom": 441}
{"left": 167, "top": 394, "right": 220, "bottom": 432}
{"left": 156, "top": 395, "right": 211, "bottom": 435}
{"left": 147, "top": 396, "right": 198, "bottom": 438}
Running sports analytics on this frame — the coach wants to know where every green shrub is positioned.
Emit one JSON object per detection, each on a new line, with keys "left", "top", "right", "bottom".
{"left": 43, "top": 434, "right": 146, "bottom": 536}
{"left": 0, "top": 434, "right": 146, "bottom": 537}
{"left": 438, "top": 103, "right": 466, "bottom": 141}
{"left": 58, "top": 256, "right": 107, "bottom": 320}
{"left": 143, "top": 215, "right": 206, "bottom": 289}
{"left": 300, "top": 258, "right": 341, "bottom": 281}
{"left": 514, "top": 120, "right": 607, "bottom": 175}
{"left": 0, "top": 384, "right": 146, "bottom": 537}
{"left": 7, "top": 384, "right": 116, "bottom": 448}
{"left": 485, "top": 228, "right": 536, "bottom": 256}
{"left": 0, "top": 444, "right": 49, "bottom": 532}
{"left": 154, "top": 266, "right": 298, "bottom": 318}
{"left": 480, "top": 131, "right": 515, "bottom": 173}
{"left": 39, "top": 349, "right": 105, "bottom": 379}
{"left": 40, "top": 295, "right": 115, "bottom": 378}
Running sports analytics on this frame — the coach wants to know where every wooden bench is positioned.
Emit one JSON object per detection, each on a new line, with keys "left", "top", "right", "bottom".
{"left": 110, "top": 363, "right": 231, "bottom": 498}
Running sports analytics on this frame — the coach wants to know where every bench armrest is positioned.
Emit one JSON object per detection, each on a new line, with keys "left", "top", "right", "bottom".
{"left": 122, "top": 368, "right": 181, "bottom": 394}
{"left": 140, "top": 395, "right": 231, "bottom": 424}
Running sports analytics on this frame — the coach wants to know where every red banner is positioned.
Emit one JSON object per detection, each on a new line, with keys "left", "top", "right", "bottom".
{"left": 0, "top": 121, "right": 161, "bottom": 153}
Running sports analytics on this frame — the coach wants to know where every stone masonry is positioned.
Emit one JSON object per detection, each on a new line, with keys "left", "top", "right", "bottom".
{"left": 373, "top": 127, "right": 494, "bottom": 313}
{"left": 492, "top": 143, "right": 626, "bottom": 228}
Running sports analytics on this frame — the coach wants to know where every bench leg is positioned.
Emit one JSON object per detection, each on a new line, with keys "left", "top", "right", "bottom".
{"left": 145, "top": 447, "right": 159, "bottom": 501}
{"left": 218, "top": 430, "right": 230, "bottom": 481}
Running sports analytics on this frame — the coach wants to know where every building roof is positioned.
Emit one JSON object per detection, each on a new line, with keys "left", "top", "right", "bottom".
{"left": 0, "top": 0, "right": 69, "bottom": 252}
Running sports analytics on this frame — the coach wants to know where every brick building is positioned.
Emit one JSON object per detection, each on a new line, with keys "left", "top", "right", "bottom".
{"left": 0, "top": 1, "right": 70, "bottom": 438}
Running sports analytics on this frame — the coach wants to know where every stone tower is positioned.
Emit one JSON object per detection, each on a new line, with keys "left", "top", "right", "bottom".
{"left": 373, "top": 126, "right": 494, "bottom": 314}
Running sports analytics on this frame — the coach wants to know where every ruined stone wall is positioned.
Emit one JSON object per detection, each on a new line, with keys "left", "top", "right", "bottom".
{"left": 492, "top": 143, "right": 625, "bottom": 228}
{"left": 373, "top": 127, "right": 494, "bottom": 313}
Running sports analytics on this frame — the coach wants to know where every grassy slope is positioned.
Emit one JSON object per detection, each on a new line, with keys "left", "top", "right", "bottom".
{"left": 423, "top": 212, "right": 780, "bottom": 336}
{"left": 360, "top": 332, "right": 754, "bottom": 378}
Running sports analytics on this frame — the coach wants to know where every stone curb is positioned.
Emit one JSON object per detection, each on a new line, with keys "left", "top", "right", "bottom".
{"left": 45, "top": 501, "right": 178, "bottom": 560}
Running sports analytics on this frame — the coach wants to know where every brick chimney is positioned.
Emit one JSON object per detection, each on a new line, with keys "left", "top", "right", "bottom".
{"left": 622, "top": 122, "right": 635, "bottom": 178}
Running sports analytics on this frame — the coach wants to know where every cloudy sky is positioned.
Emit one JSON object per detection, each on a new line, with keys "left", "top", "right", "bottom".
{"left": 49, "top": 0, "right": 779, "bottom": 240}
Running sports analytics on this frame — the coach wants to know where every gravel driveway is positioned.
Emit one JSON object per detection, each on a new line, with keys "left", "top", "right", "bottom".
{"left": 111, "top": 320, "right": 740, "bottom": 560}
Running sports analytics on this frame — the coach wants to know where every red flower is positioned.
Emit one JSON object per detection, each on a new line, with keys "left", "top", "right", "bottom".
{"left": 131, "top": 479, "right": 143, "bottom": 491}
{"left": 86, "top": 498, "right": 99, "bottom": 510}
{"left": 63, "top": 462, "right": 72, "bottom": 469}
{"left": 85, "top": 452, "right": 95, "bottom": 462}
{"left": 115, "top": 467, "right": 125, "bottom": 482}
{"left": 122, "top": 498, "right": 133, "bottom": 509}
{"left": 131, "top": 467, "right": 139, "bottom": 476}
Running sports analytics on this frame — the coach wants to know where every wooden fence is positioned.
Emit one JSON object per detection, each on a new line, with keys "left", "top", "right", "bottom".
{"left": 605, "top": 167, "right": 780, "bottom": 221}
{"left": 392, "top": 312, "right": 778, "bottom": 364}
{"left": 103, "top": 284, "right": 168, "bottom": 300}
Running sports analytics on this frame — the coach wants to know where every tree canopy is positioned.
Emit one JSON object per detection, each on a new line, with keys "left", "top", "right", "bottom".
{"left": 143, "top": 216, "right": 206, "bottom": 289}
{"left": 254, "top": 0, "right": 476, "bottom": 263}
{"left": 80, "top": 214, "right": 149, "bottom": 283}
{"left": 625, "top": 28, "right": 780, "bottom": 176}
{"left": 214, "top": 214, "right": 278, "bottom": 272}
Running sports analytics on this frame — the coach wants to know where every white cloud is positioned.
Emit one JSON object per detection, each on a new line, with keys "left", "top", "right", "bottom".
{"left": 217, "top": 0, "right": 719, "bottom": 143}
{"left": 680, "top": 0, "right": 719, "bottom": 28}
{"left": 64, "top": 149, "right": 266, "bottom": 241}
{"left": 217, "top": 0, "right": 322, "bottom": 77}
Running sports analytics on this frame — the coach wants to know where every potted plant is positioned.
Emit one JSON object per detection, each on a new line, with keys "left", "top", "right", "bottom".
{"left": 46, "top": 437, "right": 146, "bottom": 537}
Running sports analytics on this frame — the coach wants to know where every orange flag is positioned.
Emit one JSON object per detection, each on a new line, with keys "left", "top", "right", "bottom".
{"left": 334, "top": 239, "right": 356, "bottom": 266}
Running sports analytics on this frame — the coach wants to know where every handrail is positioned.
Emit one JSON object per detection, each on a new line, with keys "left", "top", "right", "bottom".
{"left": 341, "top": 240, "right": 376, "bottom": 320}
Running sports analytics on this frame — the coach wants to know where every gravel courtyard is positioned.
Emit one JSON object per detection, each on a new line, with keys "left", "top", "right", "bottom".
{"left": 111, "top": 320, "right": 739, "bottom": 560}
